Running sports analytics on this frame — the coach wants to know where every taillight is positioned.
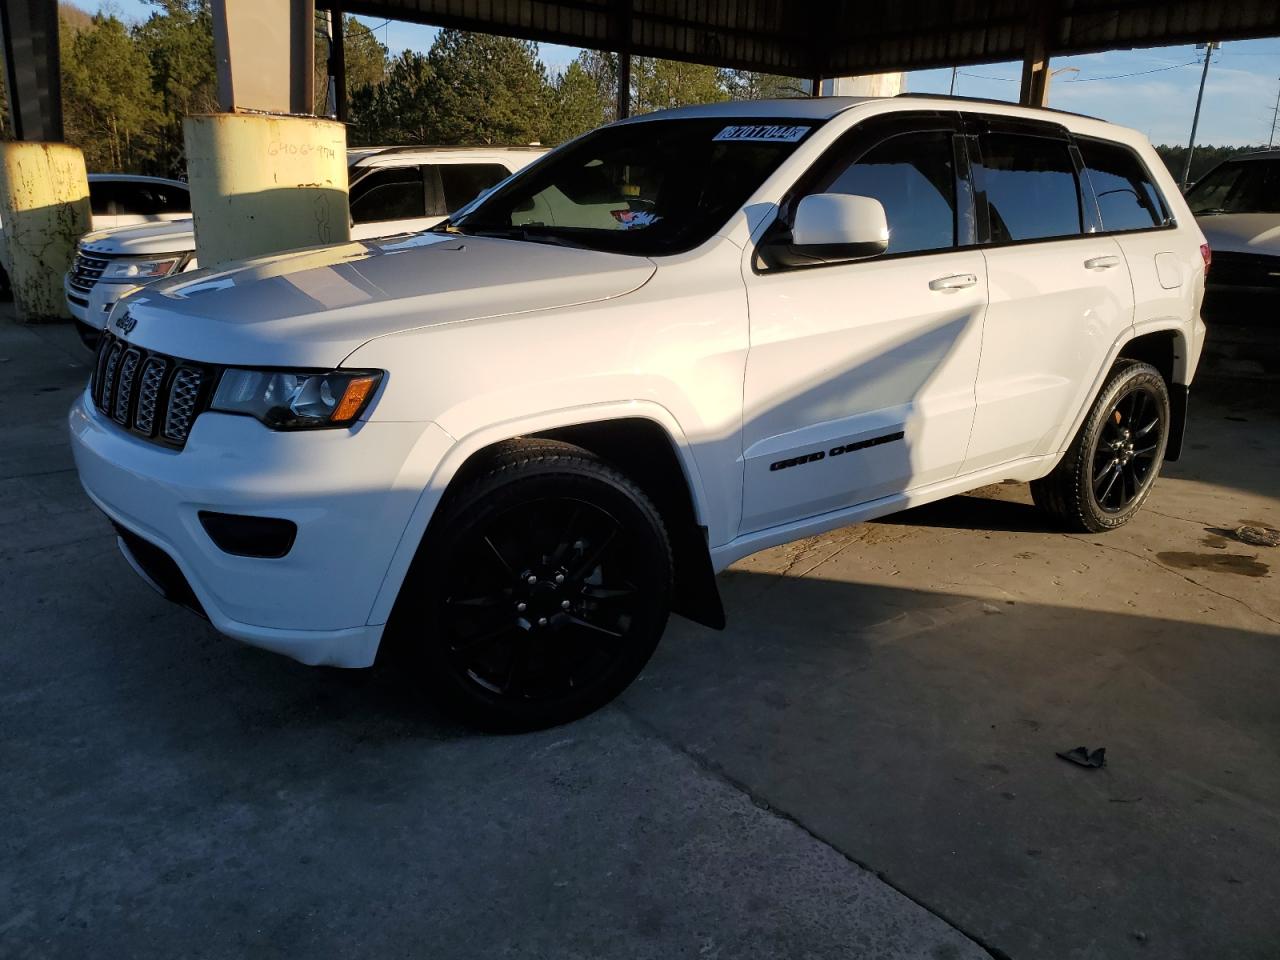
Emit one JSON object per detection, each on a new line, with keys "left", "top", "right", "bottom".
{"left": 1200, "top": 243, "right": 1211, "bottom": 276}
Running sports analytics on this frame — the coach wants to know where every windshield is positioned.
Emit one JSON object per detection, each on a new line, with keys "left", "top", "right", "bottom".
{"left": 447, "top": 118, "right": 821, "bottom": 255}
{"left": 1186, "top": 158, "right": 1280, "bottom": 215}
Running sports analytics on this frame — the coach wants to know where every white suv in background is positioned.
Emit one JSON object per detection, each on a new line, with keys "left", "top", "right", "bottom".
{"left": 1, "top": 173, "right": 189, "bottom": 302}
{"left": 65, "top": 147, "right": 545, "bottom": 345}
{"left": 71, "top": 97, "right": 1207, "bottom": 729}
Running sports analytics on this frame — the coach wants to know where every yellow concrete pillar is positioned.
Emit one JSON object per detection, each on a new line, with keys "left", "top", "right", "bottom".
{"left": 0, "top": 142, "right": 91, "bottom": 322}
{"left": 183, "top": 113, "right": 350, "bottom": 268}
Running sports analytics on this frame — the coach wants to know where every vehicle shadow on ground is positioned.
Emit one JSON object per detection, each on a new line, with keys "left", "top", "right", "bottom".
{"left": 872, "top": 486, "right": 1056, "bottom": 533}
{"left": 8, "top": 528, "right": 1280, "bottom": 959}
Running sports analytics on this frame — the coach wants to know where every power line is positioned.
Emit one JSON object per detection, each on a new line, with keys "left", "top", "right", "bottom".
{"left": 1060, "top": 60, "right": 1199, "bottom": 81}
{"left": 958, "top": 60, "right": 1198, "bottom": 85}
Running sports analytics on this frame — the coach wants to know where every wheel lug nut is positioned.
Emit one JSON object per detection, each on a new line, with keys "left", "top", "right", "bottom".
{"left": 526, "top": 575, "right": 537, "bottom": 585}
{"left": 555, "top": 573, "right": 565, "bottom": 584}
{"left": 537, "top": 617, "right": 548, "bottom": 627}
{"left": 561, "top": 600, "right": 571, "bottom": 610}
{"left": 516, "top": 602, "right": 527, "bottom": 612}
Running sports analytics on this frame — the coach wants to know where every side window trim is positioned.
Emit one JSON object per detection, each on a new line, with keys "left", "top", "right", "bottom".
{"left": 422, "top": 164, "right": 446, "bottom": 218}
{"left": 1069, "top": 142, "right": 1105, "bottom": 234}
{"left": 756, "top": 111, "right": 975, "bottom": 272}
{"left": 953, "top": 134, "right": 979, "bottom": 247}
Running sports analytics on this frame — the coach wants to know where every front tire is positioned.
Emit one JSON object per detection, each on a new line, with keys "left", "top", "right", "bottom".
{"left": 398, "top": 439, "right": 672, "bottom": 731}
{"left": 1031, "top": 360, "right": 1170, "bottom": 533}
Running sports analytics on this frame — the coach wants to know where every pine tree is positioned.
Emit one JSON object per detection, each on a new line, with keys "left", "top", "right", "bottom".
{"left": 547, "top": 60, "right": 607, "bottom": 144}
{"left": 420, "top": 30, "right": 551, "bottom": 145}
{"left": 61, "top": 13, "right": 164, "bottom": 171}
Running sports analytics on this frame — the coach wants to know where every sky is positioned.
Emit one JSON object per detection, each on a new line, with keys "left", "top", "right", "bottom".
{"left": 96, "top": 0, "right": 1280, "bottom": 147}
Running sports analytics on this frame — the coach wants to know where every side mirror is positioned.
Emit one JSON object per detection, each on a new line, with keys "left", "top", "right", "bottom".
{"left": 789, "top": 193, "right": 889, "bottom": 263}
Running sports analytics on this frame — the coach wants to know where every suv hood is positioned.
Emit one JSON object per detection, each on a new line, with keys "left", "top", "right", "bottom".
{"left": 1195, "top": 213, "right": 1280, "bottom": 257}
{"left": 80, "top": 219, "right": 196, "bottom": 257}
{"left": 117, "top": 232, "right": 657, "bottom": 367}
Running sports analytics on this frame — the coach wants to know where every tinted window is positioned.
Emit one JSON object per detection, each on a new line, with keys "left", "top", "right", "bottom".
{"left": 349, "top": 167, "right": 426, "bottom": 223}
{"left": 1079, "top": 140, "right": 1165, "bottom": 231}
{"left": 88, "top": 179, "right": 188, "bottom": 217}
{"left": 819, "top": 130, "right": 956, "bottom": 255}
{"left": 149, "top": 182, "right": 190, "bottom": 214}
{"left": 88, "top": 181, "right": 116, "bottom": 216}
{"left": 1185, "top": 159, "right": 1280, "bottom": 215}
{"left": 979, "top": 133, "right": 1082, "bottom": 242}
{"left": 113, "top": 182, "right": 190, "bottom": 216}
{"left": 437, "top": 163, "right": 511, "bottom": 213}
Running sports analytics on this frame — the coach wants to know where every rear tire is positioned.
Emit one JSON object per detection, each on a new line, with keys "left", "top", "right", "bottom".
{"left": 396, "top": 439, "right": 672, "bottom": 731}
{"left": 1031, "top": 360, "right": 1170, "bottom": 533}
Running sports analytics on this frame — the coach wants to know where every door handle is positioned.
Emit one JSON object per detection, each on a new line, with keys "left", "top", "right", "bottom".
{"left": 928, "top": 273, "right": 978, "bottom": 291}
{"left": 1084, "top": 255, "right": 1122, "bottom": 270}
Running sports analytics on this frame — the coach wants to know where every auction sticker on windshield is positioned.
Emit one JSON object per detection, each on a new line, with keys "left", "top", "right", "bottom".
{"left": 713, "top": 124, "right": 811, "bottom": 142}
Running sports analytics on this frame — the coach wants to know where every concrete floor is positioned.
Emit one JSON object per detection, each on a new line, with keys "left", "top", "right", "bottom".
{"left": 3, "top": 307, "right": 1277, "bottom": 959}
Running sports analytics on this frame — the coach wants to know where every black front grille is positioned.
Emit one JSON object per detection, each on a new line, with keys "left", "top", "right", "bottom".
{"left": 68, "top": 252, "right": 111, "bottom": 294}
{"left": 91, "top": 331, "right": 215, "bottom": 449}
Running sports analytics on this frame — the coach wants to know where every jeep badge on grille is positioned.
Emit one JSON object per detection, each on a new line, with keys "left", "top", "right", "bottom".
{"left": 115, "top": 311, "right": 137, "bottom": 335}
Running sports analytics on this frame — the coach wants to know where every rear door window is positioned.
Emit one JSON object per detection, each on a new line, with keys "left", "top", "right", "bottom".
{"left": 110, "top": 182, "right": 190, "bottom": 217}
{"left": 1078, "top": 140, "right": 1167, "bottom": 231}
{"left": 149, "top": 182, "right": 190, "bottom": 214}
{"left": 349, "top": 167, "right": 427, "bottom": 223}
{"left": 111, "top": 183, "right": 162, "bottom": 216}
{"left": 978, "top": 132, "right": 1083, "bottom": 242}
{"left": 437, "top": 163, "right": 512, "bottom": 213}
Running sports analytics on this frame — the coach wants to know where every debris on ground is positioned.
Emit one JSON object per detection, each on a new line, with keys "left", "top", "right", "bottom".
{"left": 1235, "top": 525, "right": 1280, "bottom": 548}
{"left": 1056, "top": 746, "right": 1106, "bottom": 769}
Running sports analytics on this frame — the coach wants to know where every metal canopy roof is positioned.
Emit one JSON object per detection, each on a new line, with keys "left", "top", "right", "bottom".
{"left": 320, "top": 0, "right": 1280, "bottom": 76}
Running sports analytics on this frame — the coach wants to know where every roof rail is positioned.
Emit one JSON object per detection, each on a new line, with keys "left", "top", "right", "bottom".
{"left": 357, "top": 144, "right": 548, "bottom": 160}
{"left": 893, "top": 92, "right": 1104, "bottom": 123}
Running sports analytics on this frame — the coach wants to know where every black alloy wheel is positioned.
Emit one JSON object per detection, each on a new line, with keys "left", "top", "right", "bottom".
{"left": 400, "top": 439, "right": 672, "bottom": 730}
{"left": 1032, "top": 360, "right": 1170, "bottom": 532}
{"left": 1090, "top": 384, "right": 1165, "bottom": 513}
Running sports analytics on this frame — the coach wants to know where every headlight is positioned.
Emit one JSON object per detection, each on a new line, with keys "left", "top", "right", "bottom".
{"left": 100, "top": 257, "right": 182, "bottom": 281}
{"left": 211, "top": 368, "right": 383, "bottom": 429}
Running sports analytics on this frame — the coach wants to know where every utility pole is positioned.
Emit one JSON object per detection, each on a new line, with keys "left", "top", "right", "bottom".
{"left": 1181, "top": 41, "right": 1218, "bottom": 190}
{"left": 1270, "top": 76, "right": 1279, "bottom": 148}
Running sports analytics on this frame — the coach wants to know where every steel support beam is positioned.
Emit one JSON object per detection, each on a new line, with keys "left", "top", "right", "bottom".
{"left": 331, "top": 4, "right": 348, "bottom": 122}
{"left": 614, "top": 0, "right": 632, "bottom": 120}
{"left": 1019, "top": 5, "right": 1052, "bottom": 107}
{"left": 211, "top": 0, "right": 315, "bottom": 114}
{"left": 0, "top": 0, "right": 63, "bottom": 142}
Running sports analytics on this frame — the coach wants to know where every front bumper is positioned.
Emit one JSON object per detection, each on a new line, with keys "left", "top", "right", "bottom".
{"left": 64, "top": 275, "right": 140, "bottom": 329}
{"left": 69, "top": 390, "right": 452, "bottom": 667}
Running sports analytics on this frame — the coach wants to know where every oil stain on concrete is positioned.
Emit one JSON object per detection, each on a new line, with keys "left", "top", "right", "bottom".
{"left": 1156, "top": 551, "right": 1270, "bottom": 578}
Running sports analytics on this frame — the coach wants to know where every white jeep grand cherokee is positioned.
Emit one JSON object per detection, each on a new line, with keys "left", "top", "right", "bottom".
{"left": 70, "top": 96, "right": 1208, "bottom": 729}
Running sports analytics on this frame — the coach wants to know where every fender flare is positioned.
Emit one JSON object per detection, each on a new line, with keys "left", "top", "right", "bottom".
{"left": 365, "top": 399, "right": 718, "bottom": 627}
{"left": 1049, "top": 320, "right": 1191, "bottom": 464}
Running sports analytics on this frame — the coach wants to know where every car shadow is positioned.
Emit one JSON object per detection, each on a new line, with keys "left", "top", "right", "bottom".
{"left": 872, "top": 487, "right": 1060, "bottom": 534}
